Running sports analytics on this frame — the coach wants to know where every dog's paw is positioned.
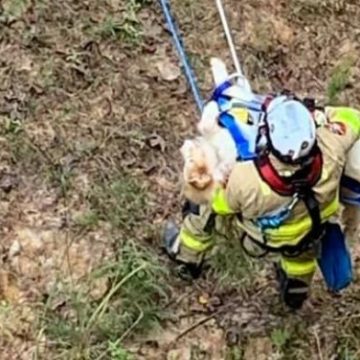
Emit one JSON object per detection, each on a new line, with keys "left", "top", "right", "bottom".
{"left": 210, "top": 57, "right": 229, "bottom": 86}
{"left": 197, "top": 101, "right": 220, "bottom": 135}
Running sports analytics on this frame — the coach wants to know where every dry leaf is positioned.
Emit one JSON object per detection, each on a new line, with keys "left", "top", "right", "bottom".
{"left": 9, "top": 240, "right": 21, "bottom": 258}
{"left": 148, "top": 133, "right": 166, "bottom": 152}
{"left": 198, "top": 293, "right": 210, "bottom": 305}
{"left": 244, "top": 337, "right": 273, "bottom": 360}
{"left": 157, "top": 177, "right": 176, "bottom": 191}
{"left": 156, "top": 60, "right": 181, "bottom": 82}
{"left": 271, "top": 18, "right": 294, "bottom": 45}
{"left": 0, "top": 271, "right": 20, "bottom": 303}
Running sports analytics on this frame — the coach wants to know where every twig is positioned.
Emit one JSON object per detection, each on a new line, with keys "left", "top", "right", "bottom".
{"left": 175, "top": 313, "right": 216, "bottom": 341}
{"left": 175, "top": 301, "right": 236, "bottom": 341}
{"left": 313, "top": 328, "right": 324, "bottom": 360}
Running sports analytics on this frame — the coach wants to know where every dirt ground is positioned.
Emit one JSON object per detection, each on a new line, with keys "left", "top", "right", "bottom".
{"left": 0, "top": 0, "right": 360, "bottom": 359}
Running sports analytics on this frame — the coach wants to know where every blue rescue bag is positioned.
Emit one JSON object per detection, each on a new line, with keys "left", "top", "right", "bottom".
{"left": 318, "top": 222, "right": 353, "bottom": 292}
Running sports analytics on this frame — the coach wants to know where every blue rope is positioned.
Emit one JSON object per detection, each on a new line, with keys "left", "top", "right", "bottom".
{"left": 158, "top": 0, "right": 204, "bottom": 112}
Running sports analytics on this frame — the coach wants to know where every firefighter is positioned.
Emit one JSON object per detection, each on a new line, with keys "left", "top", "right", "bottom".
{"left": 164, "top": 97, "right": 360, "bottom": 310}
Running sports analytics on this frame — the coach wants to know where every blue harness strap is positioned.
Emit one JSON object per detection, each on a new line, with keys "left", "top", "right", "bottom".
{"left": 340, "top": 175, "right": 360, "bottom": 205}
{"left": 212, "top": 80, "right": 232, "bottom": 102}
{"left": 212, "top": 81, "right": 256, "bottom": 160}
{"left": 218, "top": 112, "right": 256, "bottom": 160}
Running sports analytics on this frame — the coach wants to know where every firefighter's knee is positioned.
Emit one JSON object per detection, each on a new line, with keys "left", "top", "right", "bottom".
{"left": 176, "top": 228, "right": 214, "bottom": 265}
{"left": 277, "top": 256, "right": 316, "bottom": 309}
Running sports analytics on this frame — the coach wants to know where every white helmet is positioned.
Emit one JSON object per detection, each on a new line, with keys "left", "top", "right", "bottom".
{"left": 265, "top": 96, "right": 316, "bottom": 162}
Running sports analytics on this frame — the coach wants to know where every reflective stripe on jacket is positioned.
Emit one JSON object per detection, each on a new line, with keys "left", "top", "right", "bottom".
{"left": 211, "top": 107, "right": 360, "bottom": 247}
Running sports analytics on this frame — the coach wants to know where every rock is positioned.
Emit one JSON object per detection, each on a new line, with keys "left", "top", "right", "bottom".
{"left": 9, "top": 240, "right": 21, "bottom": 257}
{"left": 156, "top": 60, "right": 181, "bottom": 82}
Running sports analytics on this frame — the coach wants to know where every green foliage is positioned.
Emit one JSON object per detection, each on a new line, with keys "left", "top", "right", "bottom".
{"left": 1, "top": 0, "right": 29, "bottom": 19}
{"left": 209, "top": 227, "right": 258, "bottom": 290}
{"left": 337, "top": 346, "right": 357, "bottom": 360}
{"left": 271, "top": 328, "right": 291, "bottom": 351}
{"left": 41, "top": 241, "right": 170, "bottom": 358}
{"left": 326, "top": 58, "right": 354, "bottom": 105}
{"left": 225, "top": 346, "right": 242, "bottom": 360}
{"left": 108, "top": 341, "right": 134, "bottom": 360}
{"left": 3, "top": 118, "right": 23, "bottom": 135}
{"left": 74, "top": 211, "right": 100, "bottom": 229}
{"left": 89, "top": 175, "right": 148, "bottom": 231}
{"left": 97, "top": 0, "right": 150, "bottom": 45}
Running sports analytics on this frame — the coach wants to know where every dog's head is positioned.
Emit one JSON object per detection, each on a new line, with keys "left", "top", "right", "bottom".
{"left": 180, "top": 139, "right": 215, "bottom": 189}
{"left": 180, "top": 138, "right": 220, "bottom": 204}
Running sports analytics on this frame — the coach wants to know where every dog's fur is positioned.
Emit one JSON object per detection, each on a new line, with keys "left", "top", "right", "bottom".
{"left": 180, "top": 58, "right": 253, "bottom": 204}
{"left": 180, "top": 136, "right": 231, "bottom": 204}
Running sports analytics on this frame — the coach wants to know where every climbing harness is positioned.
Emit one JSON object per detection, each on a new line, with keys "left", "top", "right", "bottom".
{"left": 256, "top": 195, "right": 299, "bottom": 231}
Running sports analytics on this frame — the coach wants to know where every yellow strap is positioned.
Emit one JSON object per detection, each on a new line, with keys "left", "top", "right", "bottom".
{"left": 281, "top": 257, "right": 316, "bottom": 277}
{"left": 180, "top": 228, "right": 214, "bottom": 253}
{"left": 265, "top": 195, "right": 339, "bottom": 245}
{"left": 211, "top": 187, "right": 234, "bottom": 215}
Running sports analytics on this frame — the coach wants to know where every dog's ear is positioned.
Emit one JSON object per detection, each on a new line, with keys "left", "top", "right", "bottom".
{"left": 210, "top": 57, "right": 229, "bottom": 86}
{"left": 188, "top": 165, "right": 212, "bottom": 190}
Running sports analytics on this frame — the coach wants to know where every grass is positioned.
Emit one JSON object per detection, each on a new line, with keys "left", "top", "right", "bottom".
{"left": 1, "top": 0, "right": 29, "bottom": 19}
{"left": 74, "top": 211, "right": 100, "bottom": 229}
{"left": 2, "top": 0, "right": 360, "bottom": 358}
{"left": 41, "top": 240, "right": 170, "bottom": 359}
{"left": 3, "top": 117, "right": 23, "bottom": 135}
{"left": 271, "top": 328, "right": 291, "bottom": 352}
{"left": 38, "top": 167, "right": 166, "bottom": 358}
{"left": 209, "top": 225, "right": 260, "bottom": 291}
{"left": 334, "top": 312, "right": 360, "bottom": 360}
{"left": 326, "top": 57, "right": 354, "bottom": 105}
{"left": 225, "top": 346, "right": 242, "bottom": 360}
{"left": 88, "top": 175, "right": 148, "bottom": 232}
{"left": 290, "top": 0, "right": 347, "bottom": 16}
{"left": 96, "top": 0, "right": 150, "bottom": 45}
{"left": 108, "top": 342, "right": 134, "bottom": 360}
